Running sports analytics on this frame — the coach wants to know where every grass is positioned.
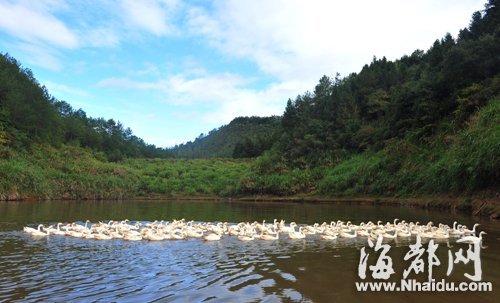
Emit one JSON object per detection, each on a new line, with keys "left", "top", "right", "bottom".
{"left": 241, "top": 97, "right": 500, "bottom": 198}
{"left": 1, "top": 98, "right": 498, "bottom": 202}
{"left": 0, "top": 145, "right": 252, "bottom": 200}
{"left": 124, "top": 158, "right": 251, "bottom": 196}
{"left": 320, "top": 97, "right": 500, "bottom": 196}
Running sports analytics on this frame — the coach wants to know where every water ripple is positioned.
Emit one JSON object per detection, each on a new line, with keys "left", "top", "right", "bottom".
{"left": 1, "top": 202, "right": 499, "bottom": 303}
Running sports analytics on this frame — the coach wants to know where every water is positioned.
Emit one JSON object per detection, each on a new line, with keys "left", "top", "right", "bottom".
{"left": 0, "top": 200, "right": 498, "bottom": 302}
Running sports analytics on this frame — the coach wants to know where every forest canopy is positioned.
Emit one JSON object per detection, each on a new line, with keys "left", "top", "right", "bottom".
{"left": 0, "top": 0, "right": 498, "bottom": 199}
{"left": 0, "top": 54, "right": 173, "bottom": 161}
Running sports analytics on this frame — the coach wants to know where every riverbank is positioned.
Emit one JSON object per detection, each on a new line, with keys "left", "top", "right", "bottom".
{"left": 1, "top": 142, "right": 498, "bottom": 219}
{"left": 237, "top": 193, "right": 500, "bottom": 220}
{"left": 2, "top": 191, "right": 498, "bottom": 220}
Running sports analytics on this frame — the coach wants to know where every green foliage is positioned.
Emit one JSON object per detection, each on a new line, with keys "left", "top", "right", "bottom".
{"left": 240, "top": 168, "right": 324, "bottom": 196}
{"left": 277, "top": 3, "right": 500, "bottom": 165}
{"left": 416, "top": 97, "right": 500, "bottom": 193}
{"left": 171, "top": 116, "right": 281, "bottom": 158}
{"left": 238, "top": 95, "right": 499, "bottom": 197}
{"left": 0, "top": 145, "right": 132, "bottom": 199}
{"left": 236, "top": 2, "right": 499, "bottom": 197}
{"left": 0, "top": 53, "right": 173, "bottom": 160}
{"left": 125, "top": 158, "right": 252, "bottom": 196}
{"left": 319, "top": 153, "right": 386, "bottom": 195}
{"left": 0, "top": 144, "right": 252, "bottom": 200}
{"left": 1, "top": 2, "right": 499, "bottom": 200}
{"left": 315, "top": 98, "right": 500, "bottom": 196}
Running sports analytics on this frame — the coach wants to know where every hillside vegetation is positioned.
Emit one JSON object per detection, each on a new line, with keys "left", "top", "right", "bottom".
{"left": 238, "top": 1, "right": 500, "bottom": 196}
{"left": 0, "top": 145, "right": 250, "bottom": 200}
{"left": 171, "top": 116, "right": 281, "bottom": 158}
{"left": 0, "top": 54, "right": 172, "bottom": 161}
{"left": 0, "top": 1, "right": 499, "bottom": 212}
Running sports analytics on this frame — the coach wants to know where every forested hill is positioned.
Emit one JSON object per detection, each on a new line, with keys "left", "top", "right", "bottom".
{"left": 170, "top": 116, "right": 281, "bottom": 158}
{"left": 239, "top": 0, "right": 500, "bottom": 196}
{"left": 0, "top": 54, "right": 173, "bottom": 161}
{"left": 175, "top": 0, "right": 499, "bottom": 168}
{"left": 0, "top": 0, "right": 498, "bottom": 206}
{"left": 273, "top": 0, "right": 499, "bottom": 168}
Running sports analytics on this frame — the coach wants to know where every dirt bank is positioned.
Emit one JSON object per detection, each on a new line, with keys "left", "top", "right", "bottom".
{"left": 2, "top": 191, "right": 499, "bottom": 219}
{"left": 236, "top": 193, "right": 500, "bottom": 220}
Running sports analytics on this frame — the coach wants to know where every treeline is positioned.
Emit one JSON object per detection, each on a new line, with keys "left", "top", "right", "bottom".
{"left": 0, "top": 1, "right": 499, "bottom": 203}
{"left": 0, "top": 54, "right": 172, "bottom": 161}
{"left": 275, "top": 0, "right": 499, "bottom": 168}
{"left": 240, "top": 0, "right": 500, "bottom": 195}
{"left": 0, "top": 144, "right": 250, "bottom": 201}
{"left": 171, "top": 116, "right": 281, "bottom": 158}
{"left": 174, "top": 0, "right": 500, "bottom": 166}
{"left": 0, "top": 52, "right": 280, "bottom": 161}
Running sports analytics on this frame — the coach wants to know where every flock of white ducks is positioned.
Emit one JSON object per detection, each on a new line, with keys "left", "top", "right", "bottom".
{"left": 23, "top": 219, "right": 486, "bottom": 243}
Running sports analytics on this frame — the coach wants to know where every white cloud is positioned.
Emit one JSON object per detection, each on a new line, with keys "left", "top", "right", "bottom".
{"left": 127, "top": 63, "right": 162, "bottom": 78}
{"left": 42, "top": 80, "right": 91, "bottom": 99}
{"left": 95, "top": 0, "right": 485, "bottom": 141}
{"left": 96, "top": 77, "right": 158, "bottom": 90}
{"left": 0, "top": 0, "right": 182, "bottom": 71}
{"left": 0, "top": 0, "right": 486, "bottom": 146}
{"left": 95, "top": 72, "right": 300, "bottom": 124}
{"left": 0, "top": 0, "right": 78, "bottom": 48}
{"left": 83, "top": 27, "right": 120, "bottom": 48}
{"left": 187, "top": 0, "right": 485, "bottom": 83}
{"left": 13, "top": 41, "right": 64, "bottom": 71}
{"left": 120, "top": 0, "right": 180, "bottom": 36}
{"left": 0, "top": 0, "right": 77, "bottom": 70}
{"left": 164, "top": 73, "right": 251, "bottom": 104}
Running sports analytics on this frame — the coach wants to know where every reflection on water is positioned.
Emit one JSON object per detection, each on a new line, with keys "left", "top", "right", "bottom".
{"left": 0, "top": 200, "right": 498, "bottom": 302}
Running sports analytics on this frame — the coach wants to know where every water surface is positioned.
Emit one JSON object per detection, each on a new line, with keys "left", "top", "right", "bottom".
{"left": 0, "top": 200, "right": 498, "bottom": 302}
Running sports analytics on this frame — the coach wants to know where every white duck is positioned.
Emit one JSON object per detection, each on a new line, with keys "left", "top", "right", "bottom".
{"left": 463, "top": 224, "right": 480, "bottom": 236}
{"left": 24, "top": 224, "right": 49, "bottom": 236}
{"left": 47, "top": 223, "right": 66, "bottom": 236}
{"left": 320, "top": 234, "right": 338, "bottom": 240}
{"left": 458, "top": 231, "right": 486, "bottom": 244}
{"left": 340, "top": 230, "right": 357, "bottom": 238}
{"left": 288, "top": 226, "right": 306, "bottom": 239}
{"left": 203, "top": 233, "right": 221, "bottom": 241}
{"left": 258, "top": 231, "right": 279, "bottom": 241}
{"left": 123, "top": 232, "right": 142, "bottom": 241}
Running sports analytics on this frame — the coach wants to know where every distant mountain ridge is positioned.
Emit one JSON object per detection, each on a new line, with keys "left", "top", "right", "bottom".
{"left": 170, "top": 116, "right": 281, "bottom": 158}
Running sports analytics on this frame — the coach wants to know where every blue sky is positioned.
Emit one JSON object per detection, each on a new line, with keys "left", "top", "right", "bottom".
{"left": 0, "top": 0, "right": 486, "bottom": 147}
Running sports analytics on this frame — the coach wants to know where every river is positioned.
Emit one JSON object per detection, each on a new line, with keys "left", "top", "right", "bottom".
{"left": 0, "top": 200, "right": 498, "bottom": 302}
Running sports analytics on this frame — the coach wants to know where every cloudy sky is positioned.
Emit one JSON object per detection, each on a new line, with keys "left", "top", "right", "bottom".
{"left": 0, "top": 0, "right": 485, "bottom": 147}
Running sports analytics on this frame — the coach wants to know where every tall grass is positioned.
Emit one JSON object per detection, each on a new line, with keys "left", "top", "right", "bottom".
{"left": 0, "top": 145, "right": 252, "bottom": 200}
{"left": 0, "top": 98, "right": 497, "bottom": 200}
{"left": 415, "top": 97, "right": 500, "bottom": 193}
{"left": 317, "top": 97, "right": 500, "bottom": 196}
{"left": 126, "top": 158, "right": 251, "bottom": 196}
{"left": 244, "top": 97, "right": 499, "bottom": 197}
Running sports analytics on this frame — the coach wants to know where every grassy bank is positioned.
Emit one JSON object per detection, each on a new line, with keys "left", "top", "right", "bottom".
{"left": 1, "top": 143, "right": 498, "bottom": 219}
{"left": 237, "top": 194, "right": 500, "bottom": 220}
{"left": 0, "top": 145, "right": 251, "bottom": 200}
{"left": 328, "top": 96, "right": 499, "bottom": 195}
{"left": 0, "top": 144, "right": 498, "bottom": 218}
{"left": 240, "top": 98, "right": 500, "bottom": 197}
{"left": 0, "top": 99, "right": 498, "bottom": 218}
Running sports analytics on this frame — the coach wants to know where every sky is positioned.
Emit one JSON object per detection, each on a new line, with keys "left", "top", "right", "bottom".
{"left": 0, "top": 0, "right": 486, "bottom": 147}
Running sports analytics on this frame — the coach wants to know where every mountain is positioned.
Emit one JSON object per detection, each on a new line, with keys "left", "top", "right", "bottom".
{"left": 239, "top": 0, "right": 500, "bottom": 196}
{"left": 0, "top": 53, "right": 172, "bottom": 161}
{"left": 172, "top": 1, "right": 499, "bottom": 167}
{"left": 0, "top": 0, "right": 498, "bottom": 204}
{"left": 267, "top": 0, "right": 500, "bottom": 168}
{"left": 170, "top": 116, "right": 281, "bottom": 158}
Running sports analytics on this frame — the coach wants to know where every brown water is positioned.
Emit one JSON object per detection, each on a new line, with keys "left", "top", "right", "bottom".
{"left": 0, "top": 200, "right": 498, "bottom": 302}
